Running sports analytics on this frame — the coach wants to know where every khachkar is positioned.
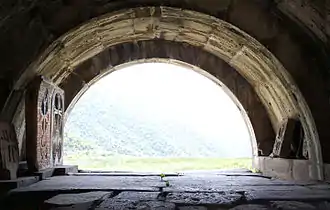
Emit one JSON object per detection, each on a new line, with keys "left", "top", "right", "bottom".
{"left": 0, "top": 121, "right": 19, "bottom": 180}
{"left": 26, "top": 76, "right": 65, "bottom": 171}
{"left": 51, "top": 87, "right": 64, "bottom": 166}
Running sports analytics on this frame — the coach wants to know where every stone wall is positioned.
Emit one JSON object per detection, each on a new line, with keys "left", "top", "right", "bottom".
{"left": 324, "top": 164, "right": 330, "bottom": 181}
{"left": 253, "top": 156, "right": 322, "bottom": 181}
{"left": 0, "top": 0, "right": 329, "bottom": 166}
{"left": 63, "top": 40, "right": 276, "bottom": 156}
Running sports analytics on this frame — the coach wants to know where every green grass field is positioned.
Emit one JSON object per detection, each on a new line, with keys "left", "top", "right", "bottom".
{"left": 64, "top": 154, "right": 252, "bottom": 172}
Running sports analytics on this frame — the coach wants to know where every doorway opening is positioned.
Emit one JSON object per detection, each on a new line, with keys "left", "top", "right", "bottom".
{"left": 63, "top": 61, "right": 255, "bottom": 173}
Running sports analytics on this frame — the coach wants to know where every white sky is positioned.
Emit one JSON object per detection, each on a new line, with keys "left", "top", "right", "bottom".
{"left": 84, "top": 62, "right": 252, "bottom": 157}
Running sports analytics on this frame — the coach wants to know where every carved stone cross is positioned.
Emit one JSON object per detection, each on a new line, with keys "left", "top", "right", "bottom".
{"left": 26, "top": 76, "right": 65, "bottom": 171}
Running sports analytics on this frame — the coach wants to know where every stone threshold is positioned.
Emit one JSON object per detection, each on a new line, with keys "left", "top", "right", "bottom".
{"left": 0, "top": 165, "right": 78, "bottom": 194}
{"left": 71, "top": 172, "right": 182, "bottom": 177}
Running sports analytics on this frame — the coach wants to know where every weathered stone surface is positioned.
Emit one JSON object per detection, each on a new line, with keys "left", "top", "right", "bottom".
{"left": 53, "top": 165, "right": 78, "bottom": 176}
{"left": 271, "top": 118, "right": 301, "bottom": 158}
{"left": 314, "top": 201, "right": 330, "bottom": 210}
{"left": 228, "top": 0, "right": 279, "bottom": 40}
{"left": 26, "top": 76, "right": 54, "bottom": 171}
{"left": 0, "top": 176, "right": 39, "bottom": 192}
{"left": 115, "top": 192, "right": 160, "bottom": 201}
{"left": 183, "top": 169, "right": 268, "bottom": 179}
{"left": 162, "top": 173, "right": 298, "bottom": 188}
{"left": 33, "top": 168, "right": 55, "bottom": 180}
{"left": 17, "top": 161, "right": 29, "bottom": 177}
{"left": 7, "top": 2, "right": 320, "bottom": 167}
{"left": 324, "top": 164, "right": 330, "bottom": 181}
{"left": 270, "top": 201, "right": 316, "bottom": 210}
{"left": 70, "top": 171, "right": 179, "bottom": 177}
{"left": 306, "top": 184, "right": 330, "bottom": 190}
{"left": 14, "top": 174, "right": 328, "bottom": 194}
{"left": 45, "top": 191, "right": 112, "bottom": 208}
{"left": 60, "top": 72, "right": 86, "bottom": 109}
{"left": 229, "top": 204, "right": 271, "bottom": 210}
{"left": 178, "top": 206, "right": 208, "bottom": 210}
{"left": 12, "top": 176, "right": 161, "bottom": 192}
{"left": 166, "top": 192, "right": 243, "bottom": 206}
{"left": 15, "top": 176, "right": 40, "bottom": 187}
{"left": 50, "top": 87, "right": 64, "bottom": 166}
{"left": 256, "top": 157, "right": 293, "bottom": 180}
{"left": 96, "top": 200, "right": 176, "bottom": 210}
{"left": 276, "top": 0, "right": 326, "bottom": 42}
{"left": 3, "top": 174, "right": 330, "bottom": 210}
{"left": 95, "top": 191, "right": 175, "bottom": 209}
{"left": 0, "top": 121, "right": 19, "bottom": 180}
{"left": 246, "top": 190, "right": 330, "bottom": 201}
{"left": 292, "top": 160, "right": 312, "bottom": 181}
{"left": 182, "top": 169, "right": 253, "bottom": 174}
{"left": 0, "top": 3, "right": 329, "bottom": 210}
{"left": 9, "top": 91, "right": 27, "bottom": 161}
{"left": 256, "top": 157, "right": 319, "bottom": 181}
{"left": 26, "top": 76, "right": 65, "bottom": 172}
{"left": 15, "top": 6, "right": 319, "bottom": 180}
{"left": 0, "top": 0, "right": 330, "bottom": 174}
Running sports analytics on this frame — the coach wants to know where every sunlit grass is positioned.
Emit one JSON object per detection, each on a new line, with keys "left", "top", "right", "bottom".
{"left": 65, "top": 154, "right": 252, "bottom": 172}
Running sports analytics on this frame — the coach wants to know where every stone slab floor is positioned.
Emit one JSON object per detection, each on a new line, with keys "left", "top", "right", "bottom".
{"left": 1, "top": 170, "right": 330, "bottom": 210}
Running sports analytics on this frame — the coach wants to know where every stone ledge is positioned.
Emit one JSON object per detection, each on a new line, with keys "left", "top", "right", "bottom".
{"left": 0, "top": 176, "right": 39, "bottom": 193}
{"left": 32, "top": 165, "right": 79, "bottom": 179}
{"left": 44, "top": 191, "right": 113, "bottom": 209}
{"left": 17, "top": 161, "right": 29, "bottom": 177}
{"left": 53, "top": 165, "right": 78, "bottom": 176}
{"left": 33, "top": 168, "right": 55, "bottom": 180}
{"left": 254, "top": 156, "right": 322, "bottom": 181}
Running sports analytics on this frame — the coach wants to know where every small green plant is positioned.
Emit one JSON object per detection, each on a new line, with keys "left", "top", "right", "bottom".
{"left": 165, "top": 180, "right": 170, "bottom": 187}
{"left": 160, "top": 173, "right": 165, "bottom": 181}
{"left": 251, "top": 168, "right": 262, "bottom": 173}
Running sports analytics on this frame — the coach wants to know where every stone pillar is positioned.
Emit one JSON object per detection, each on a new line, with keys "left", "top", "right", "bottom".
{"left": 26, "top": 76, "right": 65, "bottom": 172}
{"left": 0, "top": 121, "right": 19, "bottom": 180}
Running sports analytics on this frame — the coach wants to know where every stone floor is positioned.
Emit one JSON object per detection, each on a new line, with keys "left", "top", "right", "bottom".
{"left": 1, "top": 170, "right": 330, "bottom": 209}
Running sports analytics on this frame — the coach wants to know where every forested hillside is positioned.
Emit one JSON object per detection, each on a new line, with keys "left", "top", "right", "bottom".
{"left": 64, "top": 98, "right": 231, "bottom": 158}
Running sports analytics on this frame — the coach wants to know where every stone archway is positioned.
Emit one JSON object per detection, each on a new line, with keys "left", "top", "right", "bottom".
{"left": 65, "top": 58, "right": 259, "bottom": 160}
{"left": 7, "top": 6, "right": 323, "bottom": 180}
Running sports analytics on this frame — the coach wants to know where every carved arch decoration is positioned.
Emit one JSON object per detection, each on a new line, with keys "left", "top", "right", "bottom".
{"left": 10, "top": 7, "right": 323, "bottom": 179}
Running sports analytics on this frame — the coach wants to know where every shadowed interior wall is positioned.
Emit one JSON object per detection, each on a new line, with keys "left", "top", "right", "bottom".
{"left": 0, "top": 1, "right": 329, "bottom": 180}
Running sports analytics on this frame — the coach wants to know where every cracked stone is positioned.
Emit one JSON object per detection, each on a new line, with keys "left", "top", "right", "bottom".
{"left": 229, "top": 204, "right": 273, "bottom": 210}
{"left": 178, "top": 206, "right": 208, "bottom": 210}
{"left": 114, "top": 191, "right": 160, "bottom": 201}
{"left": 96, "top": 191, "right": 175, "bottom": 209}
{"left": 45, "top": 191, "right": 113, "bottom": 209}
{"left": 246, "top": 190, "right": 330, "bottom": 201}
{"left": 270, "top": 201, "right": 316, "bottom": 210}
{"left": 166, "top": 192, "right": 243, "bottom": 206}
{"left": 96, "top": 200, "right": 175, "bottom": 210}
{"left": 314, "top": 201, "right": 330, "bottom": 210}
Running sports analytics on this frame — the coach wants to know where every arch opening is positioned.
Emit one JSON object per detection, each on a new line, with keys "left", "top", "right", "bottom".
{"left": 4, "top": 6, "right": 323, "bottom": 180}
{"left": 64, "top": 61, "right": 255, "bottom": 172}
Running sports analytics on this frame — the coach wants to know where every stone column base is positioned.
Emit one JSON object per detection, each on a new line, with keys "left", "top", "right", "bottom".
{"left": 253, "top": 156, "right": 323, "bottom": 181}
